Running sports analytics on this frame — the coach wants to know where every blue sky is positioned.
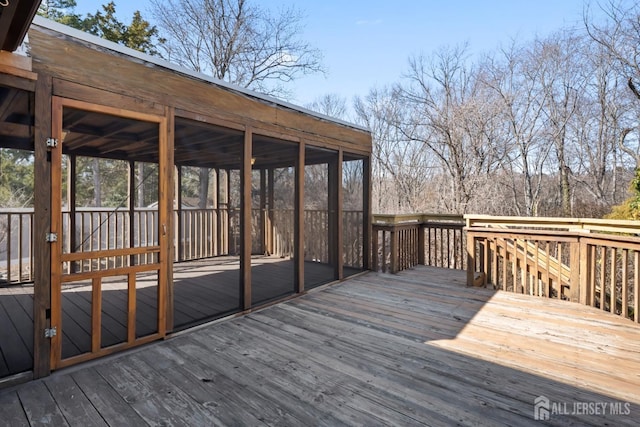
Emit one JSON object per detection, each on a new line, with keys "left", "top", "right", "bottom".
{"left": 75, "top": 1, "right": 609, "bottom": 108}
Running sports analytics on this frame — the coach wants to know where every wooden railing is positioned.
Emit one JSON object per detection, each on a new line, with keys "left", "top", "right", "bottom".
{"left": 372, "top": 214, "right": 466, "bottom": 273}
{"left": 0, "top": 209, "right": 33, "bottom": 284}
{"left": 466, "top": 215, "right": 640, "bottom": 323}
{"left": 0, "top": 207, "right": 365, "bottom": 284}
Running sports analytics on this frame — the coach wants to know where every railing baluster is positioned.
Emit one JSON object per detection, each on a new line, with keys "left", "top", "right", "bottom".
{"left": 622, "top": 249, "right": 629, "bottom": 319}
{"left": 589, "top": 244, "right": 596, "bottom": 307}
{"left": 635, "top": 251, "right": 640, "bottom": 323}
{"left": 600, "top": 246, "right": 607, "bottom": 310}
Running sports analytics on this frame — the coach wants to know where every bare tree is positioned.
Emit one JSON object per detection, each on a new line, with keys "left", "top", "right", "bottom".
{"left": 305, "top": 93, "right": 348, "bottom": 120}
{"left": 585, "top": 1, "right": 640, "bottom": 162}
{"left": 149, "top": 0, "right": 324, "bottom": 98}
{"left": 535, "top": 32, "right": 585, "bottom": 216}
{"left": 354, "top": 86, "right": 435, "bottom": 213}
{"left": 482, "top": 41, "right": 552, "bottom": 216}
{"left": 399, "top": 45, "right": 504, "bottom": 214}
{"left": 570, "top": 33, "right": 632, "bottom": 213}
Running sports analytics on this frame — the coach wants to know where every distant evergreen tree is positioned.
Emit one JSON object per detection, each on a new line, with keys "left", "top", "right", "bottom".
{"left": 605, "top": 168, "right": 640, "bottom": 220}
{"left": 37, "top": 1, "right": 162, "bottom": 56}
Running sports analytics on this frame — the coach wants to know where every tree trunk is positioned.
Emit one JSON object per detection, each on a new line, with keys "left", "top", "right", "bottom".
{"left": 198, "top": 167, "right": 210, "bottom": 209}
{"left": 137, "top": 162, "right": 145, "bottom": 207}
{"left": 92, "top": 158, "right": 101, "bottom": 207}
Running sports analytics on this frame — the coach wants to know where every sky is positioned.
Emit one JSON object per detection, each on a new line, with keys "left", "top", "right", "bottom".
{"left": 74, "top": 1, "right": 612, "bottom": 111}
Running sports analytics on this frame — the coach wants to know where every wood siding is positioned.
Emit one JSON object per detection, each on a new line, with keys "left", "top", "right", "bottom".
{"left": 27, "top": 26, "right": 371, "bottom": 156}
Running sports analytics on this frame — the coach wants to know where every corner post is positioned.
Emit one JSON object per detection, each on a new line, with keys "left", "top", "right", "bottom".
{"left": 240, "top": 128, "right": 252, "bottom": 310}
{"left": 33, "top": 74, "right": 52, "bottom": 378}
{"left": 390, "top": 227, "right": 399, "bottom": 274}
{"left": 466, "top": 229, "right": 475, "bottom": 287}
{"left": 295, "top": 141, "right": 305, "bottom": 293}
{"left": 418, "top": 223, "right": 425, "bottom": 266}
{"left": 569, "top": 239, "right": 581, "bottom": 303}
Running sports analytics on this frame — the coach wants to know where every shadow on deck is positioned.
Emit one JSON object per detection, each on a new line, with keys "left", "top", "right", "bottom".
{"left": 1, "top": 266, "right": 639, "bottom": 426}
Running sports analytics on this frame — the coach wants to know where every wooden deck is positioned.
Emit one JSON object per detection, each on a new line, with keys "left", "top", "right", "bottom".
{"left": 0, "top": 256, "right": 349, "bottom": 378}
{"left": 1, "top": 266, "right": 639, "bottom": 425}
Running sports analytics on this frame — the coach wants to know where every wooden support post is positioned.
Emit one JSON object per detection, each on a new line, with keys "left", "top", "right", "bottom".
{"left": 363, "top": 156, "right": 372, "bottom": 271}
{"left": 600, "top": 247, "right": 607, "bottom": 310}
{"left": 295, "top": 142, "right": 305, "bottom": 293}
{"left": 128, "top": 160, "right": 136, "bottom": 267}
{"left": 466, "top": 231, "right": 475, "bottom": 287}
{"left": 569, "top": 240, "right": 581, "bottom": 303}
{"left": 579, "top": 239, "right": 590, "bottom": 305}
{"left": 216, "top": 168, "right": 223, "bottom": 256}
{"left": 328, "top": 151, "right": 343, "bottom": 280}
{"left": 226, "top": 169, "right": 232, "bottom": 255}
{"left": 66, "top": 154, "right": 78, "bottom": 272}
{"left": 390, "top": 228, "right": 398, "bottom": 274}
{"left": 33, "top": 75, "right": 52, "bottom": 378}
{"left": 418, "top": 224, "right": 425, "bottom": 266}
{"left": 483, "top": 238, "right": 490, "bottom": 287}
{"left": 162, "top": 107, "right": 175, "bottom": 336}
{"left": 372, "top": 227, "right": 379, "bottom": 272}
{"left": 160, "top": 106, "right": 174, "bottom": 335}
{"left": 91, "top": 278, "right": 102, "bottom": 352}
{"left": 621, "top": 249, "right": 629, "bottom": 319}
{"left": 337, "top": 151, "right": 344, "bottom": 279}
{"left": 240, "top": 129, "right": 253, "bottom": 310}
{"left": 176, "top": 165, "right": 183, "bottom": 262}
{"left": 127, "top": 273, "right": 136, "bottom": 343}
{"left": 260, "top": 169, "right": 267, "bottom": 255}
{"left": 609, "top": 248, "right": 617, "bottom": 313}
{"left": 267, "top": 168, "right": 274, "bottom": 256}
{"left": 50, "top": 96, "right": 63, "bottom": 369}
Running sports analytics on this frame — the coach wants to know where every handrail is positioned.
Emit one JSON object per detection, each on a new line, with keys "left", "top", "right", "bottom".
{"left": 465, "top": 214, "right": 640, "bottom": 235}
{"left": 374, "top": 213, "right": 464, "bottom": 225}
{"left": 1, "top": 207, "right": 365, "bottom": 284}
{"left": 372, "top": 214, "right": 466, "bottom": 273}
{"left": 466, "top": 220, "right": 640, "bottom": 323}
{"left": 370, "top": 213, "right": 640, "bottom": 323}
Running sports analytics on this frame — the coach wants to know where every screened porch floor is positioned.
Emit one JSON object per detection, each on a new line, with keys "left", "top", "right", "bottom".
{"left": 0, "top": 256, "right": 357, "bottom": 379}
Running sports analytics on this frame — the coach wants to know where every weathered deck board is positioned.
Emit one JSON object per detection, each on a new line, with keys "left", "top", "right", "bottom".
{"left": 1, "top": 266, "right": 639, "bottom": 426}
{"left": 0, "top": 256, "right": 346, "bottom": 377}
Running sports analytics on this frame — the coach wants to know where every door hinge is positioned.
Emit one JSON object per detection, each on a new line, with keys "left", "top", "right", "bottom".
{"left": 44, "top": 327, "right": 57, "bottom": 339}
{"left": 45, "top": 232, "right": 58, "bottom": 243}
{"left": 46, "top": 138, "right": 58, "bottom": 148}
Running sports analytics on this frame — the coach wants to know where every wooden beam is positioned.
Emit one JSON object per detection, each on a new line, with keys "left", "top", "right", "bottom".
{"left": 0, "top": 56, "right": 36, "bottom": 80}
{"left": 240, "top": 128, "right": 253, "bottom": 310}
{"left": 295, "top": 142, "right": 305, "bottom": 293}
{"left": 33, "top": 74, "right": 52, "bottom": 378}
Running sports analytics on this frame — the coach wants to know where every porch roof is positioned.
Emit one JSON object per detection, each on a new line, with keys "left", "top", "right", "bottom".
{"left": 0, "top": 0, "right": 39, "bottom": 52}
{"left": 30, "top": 16, "right": 368, "bottom": 134}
